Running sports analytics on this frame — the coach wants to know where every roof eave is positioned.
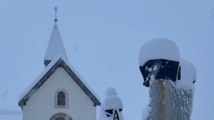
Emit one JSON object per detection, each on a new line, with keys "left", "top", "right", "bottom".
{"left": 61, "top": 60, "right": 101, "bottom": 106}
{"left": 18, "top": 58, "right": 100, "bottom": 109}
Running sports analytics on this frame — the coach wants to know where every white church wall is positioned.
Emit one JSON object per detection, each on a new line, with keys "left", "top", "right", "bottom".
{"left": 23, "top": 67, "right": 96, "bottom": 120}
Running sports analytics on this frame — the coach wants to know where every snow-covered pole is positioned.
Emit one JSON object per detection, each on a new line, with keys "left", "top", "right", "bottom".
{"left": 139, "top": 38, "right": 196, "bottom": 120}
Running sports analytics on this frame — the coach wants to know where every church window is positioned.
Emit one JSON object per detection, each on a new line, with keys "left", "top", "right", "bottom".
{"left": 50, "top": 113, "right": 72, "bottom": 120}
{"left": 57, "top": 91, "right": 66, "bottom": 106}
{"left": 55, "top": 89, "right": 68, "bottom": 108}
{"left": 55, "top": 117, "right": 65, "bottom": 120}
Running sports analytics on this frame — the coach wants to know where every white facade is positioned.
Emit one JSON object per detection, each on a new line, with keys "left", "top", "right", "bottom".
{"left": 19, "top": 15, "right": 100, "bottom": 120}
{"left": 22, "top": 67, "right": 96, "bottom": 120}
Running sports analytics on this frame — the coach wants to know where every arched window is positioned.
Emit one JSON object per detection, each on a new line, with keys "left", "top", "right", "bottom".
{"left": 55, "top": 117, "right": 65, "bottom": 120}
{"left": 57, "top": 91, "right": 66, "bottom": 106}
{"left": 55, "top": 89, "right": 68, "bottom": 108}
{"left": 50, "top": 113, "right": 72, "bottom": 120}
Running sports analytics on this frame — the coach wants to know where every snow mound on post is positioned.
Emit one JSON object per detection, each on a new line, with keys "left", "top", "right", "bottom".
{"left": 105, "top": 87, "right": 118, "bottom": 97}
{"left": 98, "top": 87, "right": 124, "bottom": 120}
{"left": 102, "top": 87, "right": 123, "bottom": 110}
{"left": 176, "top": 59, "right": 196, "bottom": 90}
{"left": 139, "top": 38, "right": 180, "bottom": 66}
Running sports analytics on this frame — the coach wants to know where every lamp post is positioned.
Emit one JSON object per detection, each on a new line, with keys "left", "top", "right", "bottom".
{"left": 139, "top": 38, "right": 196, "bottom": 120}
{"left": 140, "top": 59, "right": 180, "bottom": 120}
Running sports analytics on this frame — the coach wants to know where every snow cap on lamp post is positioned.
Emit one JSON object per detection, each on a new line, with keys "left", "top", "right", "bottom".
{"left": 139, "top": 38, "right": 180, "bottom": 87}
{"left": 175, "top": 59, "right": 196, "bottom": 90}
{"left": 99, "top": 87, "right": 124, "bottom": 120}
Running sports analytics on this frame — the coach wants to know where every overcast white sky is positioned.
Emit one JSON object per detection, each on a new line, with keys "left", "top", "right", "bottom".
{"left": 0, "top": 0, "right": 214, "bottom": 120}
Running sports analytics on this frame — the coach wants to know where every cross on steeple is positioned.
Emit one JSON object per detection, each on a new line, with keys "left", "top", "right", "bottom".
{"left": 54, "top": 6, "right": 58, "bottom": 22}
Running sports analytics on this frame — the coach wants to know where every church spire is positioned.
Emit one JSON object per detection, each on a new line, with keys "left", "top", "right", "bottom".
{"left": 44, "top": 6, "right": 68, "bottom": 66}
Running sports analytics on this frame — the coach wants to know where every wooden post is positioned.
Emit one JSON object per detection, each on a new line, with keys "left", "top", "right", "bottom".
{"left": 159, "top": 80, "right": 165, "bottom": 120}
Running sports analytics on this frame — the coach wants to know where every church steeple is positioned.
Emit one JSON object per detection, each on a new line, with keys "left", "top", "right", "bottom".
{"left": 44, "top": 6, "right": 68, "bottom": 66}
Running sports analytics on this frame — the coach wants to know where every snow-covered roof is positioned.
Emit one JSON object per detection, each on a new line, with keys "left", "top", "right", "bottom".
{"left": 18, "top": 56, "right": 101, "bottom": 108}
{"left": 139, "top": 38, "right": 180, "bottom": 66}
{"left": 44, "top": 22, "right": 68, "bottom": 63}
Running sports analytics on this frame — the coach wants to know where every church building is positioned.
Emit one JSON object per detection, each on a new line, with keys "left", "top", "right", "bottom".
{"left": 18, "top": 8, "right": 101, "bottom": 120}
